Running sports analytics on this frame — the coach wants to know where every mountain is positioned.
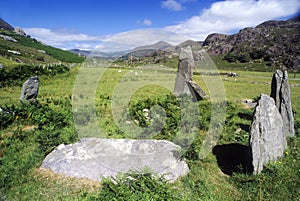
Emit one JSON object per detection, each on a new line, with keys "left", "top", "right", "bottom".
{"left": 0, "top": 19, "right": 84, "bottom": 64}
{"left": 203, "top": 16, "right": 300, "bottom": 69}
{"left": 133, "top": 41, "right": 173, "bottom": 51}
{"left": 69, "top": 49, "right": 92, "bottom": 57}
{"left": 177, "top": 40, "right": 202, "bottom": 48}
{"left": 0, "top": 18, "right": 14, "bottom": 31}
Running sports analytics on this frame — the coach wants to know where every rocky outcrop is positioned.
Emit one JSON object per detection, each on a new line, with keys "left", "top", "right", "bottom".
{"left": 14, "top": 27, "right": 26, "bottom": 36}
{"left": 20, "top": 76, "right": 39, "bottom": 103}
{"left": 203, "top": 17, "right": 300, "bottom": 69}
{"left": 249, "top": 94, "right": 287, "bottom": 174}
{"left": 41, "top": 138, "right": 190, "bottom": 181}
{"left": 203, "top": 33, "right": 228, "bottom": 46}
{"left": 0, "top": 34, "right": 17, "bottom": 42}
{"left": 0, "top": 18, "right": 14, "bottom": 31}
{"left": 270, "top": 70, "right": 294, "bottom": 137}
{"left": 203, "top": 33, "right": 231, "bottom": 54}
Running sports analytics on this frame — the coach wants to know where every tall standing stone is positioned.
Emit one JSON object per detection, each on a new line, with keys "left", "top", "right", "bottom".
{"left": 173, "top": 47, "right": 207, "bottom": 100}
{"left": 249, "top": 94, "right": 287, "bottom": 174}
{"left": 270, "top": 70, "right": 294, "bottom": 137}
{"left": 270, "top": 70, "right": 283, "bottom": 109}
{"left": 173, "top": 46, "right": 194, "bottom": 96}
{"left": 20, "top": 76, "right": 39, "bottom": 104}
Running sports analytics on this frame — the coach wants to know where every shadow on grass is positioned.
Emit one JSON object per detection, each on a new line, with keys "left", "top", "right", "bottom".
{"left": 238, "top": 112, "right": 253, "bottom": 121}
{"left": 237, "top": 123, "right": 250, "bottom": 132}
{"left": 213, "top": 144, "right": 253, "bottom": 176}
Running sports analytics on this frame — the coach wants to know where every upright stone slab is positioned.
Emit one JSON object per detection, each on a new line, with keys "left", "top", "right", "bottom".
{"left": 20, "top": 76, "right": 39, "bottom": 103}
{"left": 173, "top": 46, "right": 194, "bottom": 96}
{"left": 41, "top": 138, "right": 189, "bottom": 182}
{"left": 270, "top": 70, "right": 294, "bottom": 137}
{"left": 249, "top": 94, "right": 287, "bottom": 174}
{"left": 173, "top": 47, "right": 207, "bottom": 101}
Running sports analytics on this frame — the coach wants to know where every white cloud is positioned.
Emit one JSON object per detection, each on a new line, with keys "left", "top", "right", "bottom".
{"left": 161, "top": 0, "right": 183, "bottom": 11}
{"left": 22, "top": 0, "right": 300, "bottom": 51}
{"left": 143, "top": 19, "right": 152, "bottom": 26}
{"left": 95, "top": 29, "right": 188, "bottom": 52}
{"left": 23, "top": 28, "right": 104, "bottom": 49}
{"left": 165, "top": 0, "right": 300, "bottom": 40}
{"left": 23, "top": 27, "right": 187, "bottom": 51}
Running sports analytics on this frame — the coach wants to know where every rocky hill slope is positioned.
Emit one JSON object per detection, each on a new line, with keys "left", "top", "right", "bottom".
{"left": 203, "top": 16, "right": 300, "bottom": 70}
{"left": 0, "top": 18, "right": 14, "bottom": 31}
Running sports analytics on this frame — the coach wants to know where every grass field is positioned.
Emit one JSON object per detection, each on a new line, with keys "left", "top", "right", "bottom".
{"left": 0, "top": 63, "right": 299, "bottom": 200}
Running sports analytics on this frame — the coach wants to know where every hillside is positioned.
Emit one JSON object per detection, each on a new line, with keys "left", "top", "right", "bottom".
{"left": 203, "top": 16, "right": 300, "bottom": 70}
{"left": 0, "top": 18, "right": 14, "bottom": 31}
{"left": 0, "top": 19, "right": 84, "bottom": 64}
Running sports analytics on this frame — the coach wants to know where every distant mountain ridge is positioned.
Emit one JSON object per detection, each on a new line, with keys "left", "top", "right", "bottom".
{"left": 133, "top": 41, "right": 173, "bottom": 51}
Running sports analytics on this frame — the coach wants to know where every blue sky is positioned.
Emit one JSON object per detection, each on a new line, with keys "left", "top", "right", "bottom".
{"left": 1, "top": 0, "right": 299, "bottom": 51}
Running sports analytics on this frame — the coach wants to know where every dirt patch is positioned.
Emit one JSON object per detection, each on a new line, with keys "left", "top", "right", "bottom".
{"left": 33, "top": 168, "right": 100, "bottom": 192}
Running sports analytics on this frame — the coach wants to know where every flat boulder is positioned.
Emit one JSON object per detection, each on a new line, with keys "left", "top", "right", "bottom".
{"left": 41, "top": 138, "right": 189, "bottom": 181}
{"left": 249, "top": 94, "right": 287, "bottom": 174}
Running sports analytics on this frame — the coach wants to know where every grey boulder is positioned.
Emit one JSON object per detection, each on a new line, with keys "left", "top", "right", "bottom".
{"left": 41, "top": 138, "right": 190, "bottom": 182}
{"left": 20, "top": 76, "right": 39, "bottom": 103}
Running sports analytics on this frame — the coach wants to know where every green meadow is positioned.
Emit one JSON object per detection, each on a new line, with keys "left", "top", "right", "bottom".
{"left": 0, "top": 62, "right": 299, "bottom": 200}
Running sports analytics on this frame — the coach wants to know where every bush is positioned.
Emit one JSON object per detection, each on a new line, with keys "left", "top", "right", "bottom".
{"left": 0, "top": 98, "right": 78, "bottom": 192}
{"left": 249, "top": 49, "right": 265, "bottom": 60}
{"left": 0, "top": 64, "right": 69, "bottom": 87}
{"left": 128, "top": 94, "right": 202, "bottom": 142}
{"left": 85, "top": 171, "right": 182, "bottom": 201}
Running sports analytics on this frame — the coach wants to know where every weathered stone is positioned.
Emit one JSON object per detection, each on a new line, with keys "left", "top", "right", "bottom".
{"left": 280, "top": 71, "right": 294, "bottom": 137}
{"left": 271, "top": 70, "right": 283, "bottom": 109}
{"left": 0, "top": 34, "right": 17, "bottom": 42}
{"left": 249, "top": 94, "right": 287, "bottom": 174}
{"left": 187, "top": 81, "right": 208, "bottom": 101}
{"left": 14, "top": 27, "right": 26, "bottom": 36}
{"left": 41, "top": 138, "right": 189, "bottom": 181}
{"left": 173, "top": 47, "right": 207, "bottom": 101}
{"left": 20, "top": 76, "right": 39, "bottom": 103}
{"left": 173, "top": 47, "right": 194, "bottom": 96}
{"left": 270, "top": 70, "right": 294, "bottom": 137}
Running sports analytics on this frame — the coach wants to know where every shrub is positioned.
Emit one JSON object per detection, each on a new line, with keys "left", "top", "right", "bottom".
{"left": 85, "top": 170, "right": 182, "bottom": 201}
{"left": 0, "top": 64, "right": 69, "bottom": 87}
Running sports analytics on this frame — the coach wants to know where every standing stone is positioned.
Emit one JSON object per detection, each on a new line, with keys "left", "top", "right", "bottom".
{"left": 173, "top": 47, "right": 207, "bottom": 101}
{"left": 270, "top": 70, "right": 294, "bottom": 137}
{"left": 20, "top": 76, "right": 39, "bottom": 103}
{"left": 249, "top": 94, "right": 287, "bottom": 174}
{"left": 173, "top": 46, "right": 194, "bottom": 96}
{"left": 271, "top": 70, "right": 283, "bottom": 109}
